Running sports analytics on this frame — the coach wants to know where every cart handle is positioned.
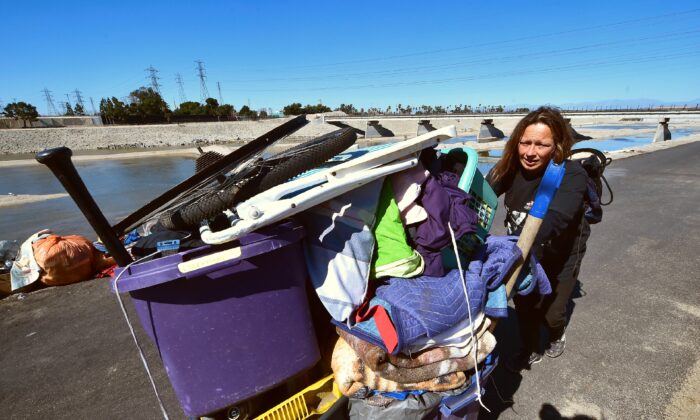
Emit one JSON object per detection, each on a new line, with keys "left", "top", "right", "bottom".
{"left": 36, "top": 147, "right": 133, "bottom": 266}
{"left": 504, "top": 160, "right": 565, "bottom": 298}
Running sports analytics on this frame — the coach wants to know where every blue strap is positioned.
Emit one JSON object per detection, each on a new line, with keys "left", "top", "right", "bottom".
{"left": 529, "top": 161, "right": 566, "bottom": 219}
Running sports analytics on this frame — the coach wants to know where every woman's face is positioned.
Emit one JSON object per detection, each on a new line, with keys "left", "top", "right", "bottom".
{"left": 518, "top": 123, "right": 555, "bottom": 174}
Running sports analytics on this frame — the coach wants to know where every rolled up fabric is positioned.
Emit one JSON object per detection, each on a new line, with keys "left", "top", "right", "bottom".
{"left": 332, "top": 337, "right": 468, "bottom": 397}
{"left": 336, "top": 325, "right": 495, "bottom": 384}
{"left": 337, "top": 316, "right": 491, "bottom": 370}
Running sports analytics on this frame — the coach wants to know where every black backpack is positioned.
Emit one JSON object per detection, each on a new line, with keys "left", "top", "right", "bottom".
{"left": 569, "top": 148, "right": 613, "bottom": 224}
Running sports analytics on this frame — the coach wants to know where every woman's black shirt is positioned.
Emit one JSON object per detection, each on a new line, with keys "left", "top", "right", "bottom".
{"left": 487, "top": 161, "right": 590, "bottom": 261}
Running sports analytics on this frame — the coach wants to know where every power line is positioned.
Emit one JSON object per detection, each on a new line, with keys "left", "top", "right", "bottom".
{"left": 229, "top": 29, "right": 700, "bottom": 85}
{"left": 146, "top": 65, "right": 162, "bottom": 94}
{"left": 280, "top": 7, "right": 700, "bottom": 70}
{"left": 41, "top": 88, "right": 59, "bottom": 116}
{"left": 175, "top": 73, "right": 187, "bottom": 104}
{"left": 89, "top": 97, "right": 97, "bottom": 115}
{"left": 217, "top": 81, "right": 224, "bottom": 104}
{"left": 195, "top": 60, "right": 210, "bottom": 102}
{"left": 240, "top": 49, "right": 700, "bottom": 93}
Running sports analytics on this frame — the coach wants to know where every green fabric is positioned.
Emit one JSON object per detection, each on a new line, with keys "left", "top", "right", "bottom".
{"left": 374, "top": 249, "right": 424, "bottom": 279}
{"left": 372, "top": 180, "right": 424, "bottom": 279}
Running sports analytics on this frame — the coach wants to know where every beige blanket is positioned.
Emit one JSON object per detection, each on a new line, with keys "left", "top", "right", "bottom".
{"left": 332, "top": 332, "right": 495, "bottom": 396}
{"left": 335, "top": 318, "right": 495, "bottom": 384}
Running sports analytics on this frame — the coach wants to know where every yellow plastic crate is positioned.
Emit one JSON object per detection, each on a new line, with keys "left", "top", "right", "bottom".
{"left": 254, "top": 374, "right": 341, "bottom": 420}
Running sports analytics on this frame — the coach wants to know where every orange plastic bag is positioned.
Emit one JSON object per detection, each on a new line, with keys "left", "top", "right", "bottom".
{"left": 32, "top": 235, "right": 98, "bottom": 286}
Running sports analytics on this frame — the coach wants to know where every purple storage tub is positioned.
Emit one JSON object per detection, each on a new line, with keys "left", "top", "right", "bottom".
{"left": 111, "top": 221, "right": 320, "bottom": 417}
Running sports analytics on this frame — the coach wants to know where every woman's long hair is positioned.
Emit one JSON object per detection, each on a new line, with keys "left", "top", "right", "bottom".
{"left": 489, "top": 106, "right": 574, "bottom": 184}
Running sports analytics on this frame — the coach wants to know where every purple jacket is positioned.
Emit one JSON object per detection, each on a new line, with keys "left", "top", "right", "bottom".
{"left": 414, "top": 171, "right": 478, "bottom": 276}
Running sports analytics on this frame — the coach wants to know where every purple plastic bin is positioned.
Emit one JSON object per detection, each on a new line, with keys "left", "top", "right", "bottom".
{"left": 111, "top": 221, "right": 320, "bottom": 417}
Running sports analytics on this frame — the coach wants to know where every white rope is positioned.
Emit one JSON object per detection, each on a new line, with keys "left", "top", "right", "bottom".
{"left": 113, "top": 252, "right": 171, "bottom": 420}
{"left": 448, "top": 222, "right": 490, "bottom": 413}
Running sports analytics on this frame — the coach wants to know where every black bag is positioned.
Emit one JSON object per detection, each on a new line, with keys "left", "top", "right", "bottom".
{"left": 570, "top": 148, "right": 613, "bottom": 224}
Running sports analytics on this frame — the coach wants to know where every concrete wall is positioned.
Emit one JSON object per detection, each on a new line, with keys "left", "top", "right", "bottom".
{"left": 0, "top": 116, "right": 102, "bottom": 129}
{"left": 0, "top": 119, "right": 338, "bottom": 155}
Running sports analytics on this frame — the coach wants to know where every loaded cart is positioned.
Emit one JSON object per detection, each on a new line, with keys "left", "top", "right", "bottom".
{"left": 36, "top": 119, "right": 563, "bottom": 419}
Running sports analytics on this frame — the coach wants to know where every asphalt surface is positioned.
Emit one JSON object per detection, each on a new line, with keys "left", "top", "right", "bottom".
{"left": 1, "top": 142, "right": 699, "bottom": 419}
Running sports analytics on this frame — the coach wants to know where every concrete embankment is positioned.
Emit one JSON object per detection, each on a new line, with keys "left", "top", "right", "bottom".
{"left": 0, "top": 117, "right": 338, "bottom": 155}
{"left": 2, "top": 112, "right": 700, "bottom": 156}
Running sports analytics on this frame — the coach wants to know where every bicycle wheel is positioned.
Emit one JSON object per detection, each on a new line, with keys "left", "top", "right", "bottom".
{"left": 112, "top": 114, "right": 308, "bottom": 236}
{"left": 159, "top": 128, "right": 357, "bottom": 230}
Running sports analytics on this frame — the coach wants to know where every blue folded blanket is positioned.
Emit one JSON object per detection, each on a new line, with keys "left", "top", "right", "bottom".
{"left": 337, "top": 235, "right": 552, "bottom": 352}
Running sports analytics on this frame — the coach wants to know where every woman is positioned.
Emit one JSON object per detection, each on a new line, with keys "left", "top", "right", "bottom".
{"left": 486, "top": 106, "right": 590, "bottom": 372}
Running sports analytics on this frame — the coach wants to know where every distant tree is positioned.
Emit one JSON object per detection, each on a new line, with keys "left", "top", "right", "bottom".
{"left": 304, "top": 104, "right": 331, "bottom": 114}
{"left": 203, "top": 98, "right": 220, "bottom": 116}
{"left": 217, "top": 104, "right": 235, "bottom": 117}
{"left": 283, "top": 102, "right": 304, "bottom": 115}
{"left": 4, "top": 101, "right": 39, "bottom": 128}
{"left": 98, "top": 99, "right": 110, "bottom": 122}
{"left": 99, "top": 97, "right": 129, "bottom": 124}
{"left": 74, "top": 103, "right": 85, "bottom": 116}
{"left": 259, "top": 109, "right": 268, "bottom": 119}
{"left": 238, "top": 105, "right": 258, "bottom": 119}
{"left": 515, "top": 107, "right": 530, "bottom": 113}
{"left": 335, "top": 103, "right": 358, "bottom": 115}
{"left": 283, "top": 102, "right": 331, "bottom": 115}
{"left": 128, "top": 87, "right": 170, "bottom": 118}
{"left": 64, "top": 102, "right": 75, "bottom": 116}
{"left": 175, "top": 101, "right": 203, "bottom": 115}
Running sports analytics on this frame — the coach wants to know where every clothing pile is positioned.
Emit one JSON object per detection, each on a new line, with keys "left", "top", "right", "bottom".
{"left": 299, "top": 150, "right": 553, "bottom": 417}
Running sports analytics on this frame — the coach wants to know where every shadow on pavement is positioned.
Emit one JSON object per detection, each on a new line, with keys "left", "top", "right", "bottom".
{"left": 479, "top": 280, "right": 588, "bottom": 419}
{"left": 479, "top": 307, "right": 522, "bottom": 419}
{"left": 539, "top": 403, "right": 597, "bottom": 419}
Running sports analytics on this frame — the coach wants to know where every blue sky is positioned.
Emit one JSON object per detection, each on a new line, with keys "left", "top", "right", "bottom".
{"left": 2, "top": 0, "right": 699, "bottom": 115}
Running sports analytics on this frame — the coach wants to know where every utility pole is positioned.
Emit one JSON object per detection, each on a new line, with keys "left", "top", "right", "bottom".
{"left": 146, "top": 65, "right": 161, "bottom": 94}
{"left": 41, "top": 88, "right": 59, "bottom": 116}
{"left": 195, "top": 60, "right": 210, "bottom": 102}
{"left": 73, "top": 89, "right": 85, "bottom": 109}
{"left": 217, "top": 81, "right": 224, "bottom": 104}
{"left": 175, "top": 73, "right": 187, "bottom": 104}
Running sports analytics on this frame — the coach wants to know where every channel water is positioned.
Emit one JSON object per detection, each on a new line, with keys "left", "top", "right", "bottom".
{"left": 0, "top": 157, "right": 195, "bottom": 242}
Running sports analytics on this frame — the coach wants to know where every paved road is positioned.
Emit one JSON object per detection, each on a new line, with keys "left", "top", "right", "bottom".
{"left": 1, "top": 142, "right": 699, "bottom": 419}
